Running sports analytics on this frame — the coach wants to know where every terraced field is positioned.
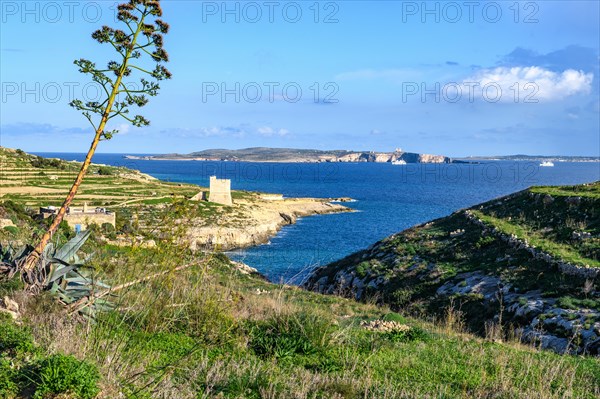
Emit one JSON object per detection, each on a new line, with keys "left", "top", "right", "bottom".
{"left": 0, "top": 147, "right": 201, "bottom": 208}
{"left": 0, "top": 147, "right": 350, "bottom": 250}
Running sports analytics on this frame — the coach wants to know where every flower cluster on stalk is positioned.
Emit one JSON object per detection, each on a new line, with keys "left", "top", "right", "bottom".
{"left": 69, "top": 0, "right": 171, "bottom": 138}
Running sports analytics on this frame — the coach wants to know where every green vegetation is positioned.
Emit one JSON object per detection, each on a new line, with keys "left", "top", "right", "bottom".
{"left": 0, "top": 316, "right": 100, "bottom": 398}
{"left": 31, "top": 355, "right": 100, "bottom": 399}
{"left": 472, "top": 210, "right": 599, "bottom": 268}
{"left": 96, "top": 167, "right": 114, "bottom": 176}
{"left": 1, "top": 231, "right": 599, "bottom": 398}
{"left": 307, "top": 182, "right": 600, "bottom": 340}
{"left": 530, "top": 184, "right": 600, "bottom": 199}
{"left": 2, "top": 145, "right": 598, "bottom": 398}
{"left": 30, "top": 156, "right": 66, "bottom": 170}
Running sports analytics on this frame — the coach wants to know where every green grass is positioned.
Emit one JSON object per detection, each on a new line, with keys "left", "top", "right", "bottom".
{"left": 2, "top": 150, "right": 600, "bottom": 397}
{"left": 472, "top": 210, "right": 600, "bottom": 268}
{"left": 1, "top": 224, "right": 600, "bottom": 398}
{"left": 0, "top": 316, "right": 100, "bottom": 399}
{"left": 530, "top": 183, "right": 600, "bottom": 199}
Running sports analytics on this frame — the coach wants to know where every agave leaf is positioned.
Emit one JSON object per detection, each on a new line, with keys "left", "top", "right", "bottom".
{"left": 42, "top": 242, "right": 55, "bottom": 259}
{"left": 94, "top": 281, "right": 112, "bottom": 289}
{"left": 49, "top": 258, "right": 70, "bottom": 268}
{"left": 48, "top": 282, "right": 60, "bottom": 294}
{"left": 13, "top": 245, "right": 33, "bottom": 261}
{"left": 48, "top": 265, "right": 78, "bottom": 283}
{"left": 56, "top": 291, "right": 75, "bottom": 304}
{"left": 94, "top": 302, "right": 114, "bottom": 312}
{"left": 54, "top": 230, "right": 91, "bottom": 263}
{"left": 64, "top": 276, "right": 93, "bottom": 285}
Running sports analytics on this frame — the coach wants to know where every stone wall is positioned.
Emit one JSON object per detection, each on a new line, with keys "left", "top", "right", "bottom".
{"left": 64, "top": 212, "right": 116, "bottom": 230}
{"left": 463, "top": 210, "right": 598, "bottom": 279}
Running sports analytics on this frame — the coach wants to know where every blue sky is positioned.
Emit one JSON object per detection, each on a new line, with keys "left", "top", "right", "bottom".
{"left": 1, "top": 0, "right": 599, "bottom": 156}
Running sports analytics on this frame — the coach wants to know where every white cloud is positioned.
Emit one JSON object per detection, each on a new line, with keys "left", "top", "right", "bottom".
{"left": 257, "top": 126, "right": 290, "bottom": 137}
{"left": 462, "top": 66, "right": 593, "bottom": 102}
{"left": 162, "top": 126, "right": 248, "bottom": 138}
{"left": 106, "top": 123, "right": 131, "bottom": 135}
{"left": 162, "top": 125, "right": 290, "bottom": 139}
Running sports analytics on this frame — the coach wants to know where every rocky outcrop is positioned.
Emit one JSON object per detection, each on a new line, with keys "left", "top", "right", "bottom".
{"left": 184, "top": 198, "right": 352, "bottom": 251}
{"left": 307, "top": 252, "right": 600, "bottom": 355}
{"left": 304, "top": 183, "right": 600, "bottom": 355}
{"left": 436, "top": 273, "right": 600, "bottom": 355}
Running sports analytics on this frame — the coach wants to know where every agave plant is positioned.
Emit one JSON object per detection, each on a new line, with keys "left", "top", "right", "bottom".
{"left": 1, "top": 231, "right": 113, "bottom": 320}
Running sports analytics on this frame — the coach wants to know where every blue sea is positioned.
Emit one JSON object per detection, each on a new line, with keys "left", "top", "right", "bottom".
{"left": 36, "top": 153, "right": 600, "bottom": 283}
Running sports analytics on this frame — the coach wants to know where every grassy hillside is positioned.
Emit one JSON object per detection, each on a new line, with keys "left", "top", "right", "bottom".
{"left": 1, "top": 148, "right": 599, "bottom": 398}
{"left": 305, "top": 182, "right": 600, "bottom": 355}
{"left": 1, "top": 243, "right": 599, "bottom": 398}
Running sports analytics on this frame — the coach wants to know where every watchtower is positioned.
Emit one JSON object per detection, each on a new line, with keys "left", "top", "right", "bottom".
{"left": 208, "top": 176, "right": 233, "bottom": 206}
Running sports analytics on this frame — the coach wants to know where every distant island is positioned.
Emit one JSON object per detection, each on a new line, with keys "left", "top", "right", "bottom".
{"left": 125, "top": 147, "right": 451, "bottom": 164}
{"left": 457, "top": 155, "right": 600, "bottom": 162}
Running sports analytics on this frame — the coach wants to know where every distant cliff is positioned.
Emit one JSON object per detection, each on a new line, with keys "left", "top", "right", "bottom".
{"left": 126, "top": 147, "right": 451, "bottom": 164}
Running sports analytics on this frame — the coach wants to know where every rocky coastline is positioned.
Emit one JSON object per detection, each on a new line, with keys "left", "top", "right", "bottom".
{"left": 183, "top": 197, "right": 353, "bottom": 251}
{"left": 125, "top": 147, "right": 450, "bottom": 164}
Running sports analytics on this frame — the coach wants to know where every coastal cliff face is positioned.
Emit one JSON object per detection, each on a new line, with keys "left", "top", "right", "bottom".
{"left": 304, "top": 183, "right": 600, "bottom": 355}
{"left": 182, "top": 197, "right": 352, "bottom": 251}
{"left": 127, "top": 148, "right": 451, "bottom": 164}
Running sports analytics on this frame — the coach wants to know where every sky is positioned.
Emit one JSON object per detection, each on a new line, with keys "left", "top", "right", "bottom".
{"left": 1, "top": 0, "right": 599, "bottom": 157}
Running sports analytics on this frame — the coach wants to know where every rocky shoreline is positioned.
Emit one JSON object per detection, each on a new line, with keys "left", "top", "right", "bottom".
{"left": 183, "top": 197, "right": 353, "bottom": 251}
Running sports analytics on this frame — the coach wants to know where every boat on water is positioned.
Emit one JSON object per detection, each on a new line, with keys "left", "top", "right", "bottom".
{"left": 392, "top": 160, "right": 407, "bottom": 165}
{"left": 540, "top": 161, "right": 555, "bottom": 167}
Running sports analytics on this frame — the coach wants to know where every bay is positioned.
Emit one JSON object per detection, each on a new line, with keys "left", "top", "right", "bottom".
{"left": 36, "top": 152, "right": 600, "bottom": 283}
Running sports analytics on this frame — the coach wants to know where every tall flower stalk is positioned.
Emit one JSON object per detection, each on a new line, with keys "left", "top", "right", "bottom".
{"left": 21, "top": 0, "right": 171, "bottom": 285}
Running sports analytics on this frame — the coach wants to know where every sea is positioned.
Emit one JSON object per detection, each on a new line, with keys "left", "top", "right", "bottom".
{"left": 35, "top": 153, "right": 600, "bottom": 284}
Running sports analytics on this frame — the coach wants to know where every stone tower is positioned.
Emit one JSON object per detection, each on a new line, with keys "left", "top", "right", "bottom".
{"left": 208, "top": 176, "right": 233, "bottom": 206}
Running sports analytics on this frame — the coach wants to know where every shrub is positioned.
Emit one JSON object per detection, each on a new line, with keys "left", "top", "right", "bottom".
{"left": 2, "top": 226, "right": 18, "bottom": 236}
{"left": 30, "top": 156, "right": 64, "bottom": 170}
{"left": 0, "top": 321, "right": 36, "bottom": 357}
{"left": 389, "top": 289, "right": 413, "bottom": 308}
{"left": 383, "top": 325, "right": 429, "bottom": 343}
{"left": 97, "top": 167, "right": 113, "bottom": 176}
{"left": 31, "top": 354, "right": 100, "bottom": 399}
{"left": 475, "top": 236, "right": 495, "bottom": 248}
{"left": 355, "top": 261, "right": 370, "bottom": 278}
{"left": 58, "top": 220, "right": 74, "bottom": 240}
{"left": 101, "top": 223, "right": 115, "bottom": 234}
{"left": 0, "top": 277, "right": 24, "bottom": 297}
{"left": 0, "top": 358, "right": 19, "bottom": 398}
{"left": 249, "top": 312, "right": 336, "bottom": 361}
{"left": 382, "top": 312, "right": 407, "bottom": 323}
